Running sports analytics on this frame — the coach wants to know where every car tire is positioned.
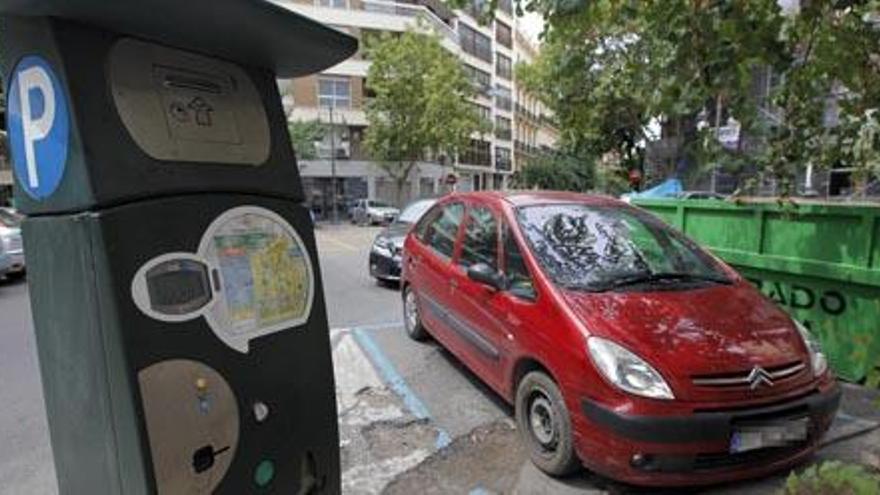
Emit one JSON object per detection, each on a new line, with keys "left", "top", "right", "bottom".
{"left": 402, "top": 285, "right": 428, "bottom": 341}
{"left": 515, "top": 371, "right": 580, "bottom": 477}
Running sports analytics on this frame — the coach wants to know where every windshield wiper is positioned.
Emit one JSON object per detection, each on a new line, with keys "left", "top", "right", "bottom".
{"left": 591, "top": 272, "right": 732, "bottom": 292}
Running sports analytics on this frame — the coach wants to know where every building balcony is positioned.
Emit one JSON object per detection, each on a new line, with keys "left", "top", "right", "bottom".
{"left": 495, "top": 129, "right": 512, "bottom": 141}
{"left": 514, "top": 140, "right": 539, "bottom": 156}
{"left": 273, "top": 0, "right": 458, "bottom": 47}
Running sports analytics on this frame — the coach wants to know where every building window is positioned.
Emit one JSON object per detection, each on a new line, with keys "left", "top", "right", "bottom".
{"left": 316, "top": 0, "right": 347, "bottom": 8}
{"left": 495, "top": 146, "right": 512, "bottom": 171}
{"left": 461, "top": 139, "right": 491, "bottom": 167}
{"left": 494, "top": 85, "right": 512, "bottom": 112}
{"left": 318, "top": 77, "right": 351, "bottom": 109}
{"left": 495, "top": 116, "right": 511, "bottom": 140}
{"left": 316, "top": 125, "right": 351, "bottom": 159}
{"left": 463, "top": 64, "right": 491, "bottom": 95}
{"left": 495, "top": 21, "right": 512, "bottom": 49}
{"left": 459, "top": 24, "right": 492, "bottom": 63}
{"left": 498, "top": 0, "right": 512, "bottom": 15}
{"left": 472, "top": 103, "right": 491, "bottom": 125}
{"left": 465, "top": 0, "right": 489, "bottom": 20}
{"left": 496, "top": 53, "right": 512, "bottom": 80}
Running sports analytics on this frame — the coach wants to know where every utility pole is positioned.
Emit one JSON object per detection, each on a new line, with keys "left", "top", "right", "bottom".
{"left": 329, "top": 105, "right": 339, "bottom": 224}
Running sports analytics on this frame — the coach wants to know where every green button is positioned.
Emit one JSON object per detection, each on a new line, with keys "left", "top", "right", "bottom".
{"left": 254, "top": 459, "right": 275, "bottom": 487}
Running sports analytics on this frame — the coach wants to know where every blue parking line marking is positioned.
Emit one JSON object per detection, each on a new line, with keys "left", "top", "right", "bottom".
{"left": 469, "top": 487, "right": 491, "bottom": 495}
{"left": 351, "top": 327, "right": 453, "bottom": 450}
{"left": 349, "top": 320, "right": 404, "bottom": 332}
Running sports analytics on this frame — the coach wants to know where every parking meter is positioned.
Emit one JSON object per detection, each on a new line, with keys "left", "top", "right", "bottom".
{"left": 1, "top": 1, "right": 356, "bottom": 493}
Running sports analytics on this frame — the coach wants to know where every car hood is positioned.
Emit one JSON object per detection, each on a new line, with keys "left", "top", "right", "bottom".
{"left": 376, "top": 222, "right": 411, "bottom": 249}
{"left": 563, "top": 282, "right": 812, "bottom": 401}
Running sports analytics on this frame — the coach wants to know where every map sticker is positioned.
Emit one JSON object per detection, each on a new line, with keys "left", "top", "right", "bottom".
{"left": 201, "top": 206, "right": 314, "bottom": 352}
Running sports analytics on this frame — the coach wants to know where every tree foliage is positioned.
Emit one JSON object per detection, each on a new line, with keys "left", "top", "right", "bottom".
{"left": 288, "top": 120, "right": 324, "bottom": 160}
{"left": 364, "top": 30, "right": 484, "bottom": 205}
{"left": 512, "top": 149, "right": 596, "bottom": 192}
{"left": 512, "top": 0, "right": 880, "bottom": 194}
{"left": 784, "top": 461, "right": 880, "bottom": 495}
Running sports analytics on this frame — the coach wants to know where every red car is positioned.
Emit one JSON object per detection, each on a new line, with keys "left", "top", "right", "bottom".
{"left": 400, "top": 191, "right": 839, "bottom": 487}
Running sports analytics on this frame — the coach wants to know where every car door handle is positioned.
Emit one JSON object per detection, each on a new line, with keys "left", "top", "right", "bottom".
{"left": 450, "top": 278, "right": 458, "bottom": 289}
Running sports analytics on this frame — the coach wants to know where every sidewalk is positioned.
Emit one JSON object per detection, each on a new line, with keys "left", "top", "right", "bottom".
{"left": 333, "top": 325, "right": 880, "bottom": 494}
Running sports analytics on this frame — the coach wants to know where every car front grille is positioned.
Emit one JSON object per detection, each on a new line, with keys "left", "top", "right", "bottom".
{"left": 8, "top": 236, "right": 22, "bottom": 253}
{"left": 691, "top": 361, "right": 805, "bottom": 389}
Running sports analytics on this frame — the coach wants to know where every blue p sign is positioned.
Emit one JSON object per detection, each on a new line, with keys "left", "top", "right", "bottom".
{"left": 7, "top": 56, "right": 70, "bottom": 200}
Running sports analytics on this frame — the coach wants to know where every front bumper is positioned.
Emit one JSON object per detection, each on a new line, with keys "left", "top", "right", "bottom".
{"left": 369, "top": 249, "right": 401, "bottom": 281}
{"left": 4, "top": 252, "right": 25, "bottom": 273}
{"left": 576, "top": 383, "right": 841, "bottom": 485}
{"left": 0, "top": 255, "right": 11, "bottom": 275}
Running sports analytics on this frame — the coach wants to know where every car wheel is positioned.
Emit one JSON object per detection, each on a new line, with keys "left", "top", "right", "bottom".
{"left": 402, "top": 285, "right": 428, "bottom": 341}
{"left": 515, "top": 371, "right": 580, "bottom": 477}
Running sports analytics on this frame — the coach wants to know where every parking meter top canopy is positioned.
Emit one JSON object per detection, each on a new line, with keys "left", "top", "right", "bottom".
{"left": 1, "top": 0, "right": 357, "bottom": 214}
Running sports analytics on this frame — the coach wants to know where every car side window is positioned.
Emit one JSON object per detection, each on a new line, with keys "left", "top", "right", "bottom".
{"left": 459, "top": 205, "right": 499, "bottom": 270}
{"left": 503, "top": 225, "right": 536, "bottom": 300}
{"left": 423, "top": 203, "right": 464, "bottom": 259}
{"left": 414, "top": 206, "right": 440, "bottom": 241}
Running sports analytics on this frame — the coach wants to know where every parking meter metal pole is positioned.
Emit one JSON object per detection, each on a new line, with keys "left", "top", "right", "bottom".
{"left": 1, "top": 2, "right": 356, "bottom": 494}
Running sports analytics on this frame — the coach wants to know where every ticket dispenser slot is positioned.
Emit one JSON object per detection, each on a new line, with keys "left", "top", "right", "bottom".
{"left": 109, "top": 38, "right": 271, "bottom": 165}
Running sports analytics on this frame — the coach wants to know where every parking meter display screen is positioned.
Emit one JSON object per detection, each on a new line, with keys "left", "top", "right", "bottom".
{"left": 145, "top": 259, "right": 211, "bottom": 315}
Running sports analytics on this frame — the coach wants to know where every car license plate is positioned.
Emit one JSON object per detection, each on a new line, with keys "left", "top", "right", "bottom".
{"left": 730, "top": 417, "right": 809, "bottom": 453}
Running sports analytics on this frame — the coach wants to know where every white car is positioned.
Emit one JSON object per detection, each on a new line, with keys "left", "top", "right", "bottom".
{"left": 0, "top": 208, "right": 25, "bottom": 279}
{"left": 0, "top": 239, "right": 11, "bottom": 279}
{"left": 351, "top": 199, "right": 400, "bottom": 225}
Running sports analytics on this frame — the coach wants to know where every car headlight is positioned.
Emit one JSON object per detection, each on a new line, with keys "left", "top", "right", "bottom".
{"left": 794, "top": 319, "right": 828, "bottom": 377}
{"left": 587, "top": 337, "right": 674, "bottom": 400}
{"left": 372, "top": 237, "right": 391, "bottom": 252}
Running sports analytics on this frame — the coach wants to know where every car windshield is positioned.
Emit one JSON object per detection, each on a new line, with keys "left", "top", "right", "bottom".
{"left": 516, "top": 204, "right": 729, "bottom": 291}
{"left": 0, "top": 209, "right": 23, "bottom": 228}
{"left": 368, "top": 200, "right": 392, "bottom": 208}
{"left": 397, "top": 199, "right": 436, "bottom": 225}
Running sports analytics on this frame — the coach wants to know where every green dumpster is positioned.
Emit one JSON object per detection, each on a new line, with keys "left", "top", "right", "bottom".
{"left": 632, "top": 198, "right": 880, "bottom": 382}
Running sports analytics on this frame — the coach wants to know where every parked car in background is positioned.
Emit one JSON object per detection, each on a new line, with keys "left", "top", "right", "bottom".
{"left": 401, "top": 191, "right": 838, "bottom": 486}
{"left": 0, "top": 208, "right": 25, "bottom": 279}
{"left": 676, "top": 191, "right": 727, "bottom": 200}
{"left": 0, "top": 236, "right": 11, "bottom": 280}
{"left": 351, "top": 199, "right": 400, "bottom": 225}
{"left": 369, "top": 198, "right": 437, "bottom": 283}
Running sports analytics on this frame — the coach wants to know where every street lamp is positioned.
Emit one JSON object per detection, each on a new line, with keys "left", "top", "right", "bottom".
{"left": 329, "top": 105, "right": 339, "bottom": 224}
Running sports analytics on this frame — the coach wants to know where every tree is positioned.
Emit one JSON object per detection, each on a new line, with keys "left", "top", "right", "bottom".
{"left": 364, "top": 30, "right": 485, "bottom": 205}
{"left": 288, "top": 120, "right": 324, "bottom": 160}
{"left": 512, "top": 148, "right": 596, "bottom": 192}
{"left": 511, "top": 0, "right": 880, "bottom": 195}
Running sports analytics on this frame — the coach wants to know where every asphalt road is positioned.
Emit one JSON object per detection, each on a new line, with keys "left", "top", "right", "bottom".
{"left": 1, "top": 224, "right": 878, "bottom": 494}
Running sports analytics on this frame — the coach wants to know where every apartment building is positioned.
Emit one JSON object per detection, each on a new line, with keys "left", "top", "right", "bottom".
{"left": 274, "top": 0, "right": 556, "bottom": 214}
{"left": 513, "top": 28, "right": 558, "bottom": 171}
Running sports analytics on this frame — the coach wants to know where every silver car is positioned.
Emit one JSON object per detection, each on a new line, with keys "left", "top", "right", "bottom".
{"left": 351, "top": 199, "right": 400, "bottom": 225}
{"left": 0, "top": 238, "right": 11, "bottom": 279}
{"left": 0, "top": 208, "right": 25, "bottom": 279}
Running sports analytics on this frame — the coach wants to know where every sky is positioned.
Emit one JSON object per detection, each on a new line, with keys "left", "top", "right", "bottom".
{"left": 518, "top": 11, "right": 544, "bottom": 42}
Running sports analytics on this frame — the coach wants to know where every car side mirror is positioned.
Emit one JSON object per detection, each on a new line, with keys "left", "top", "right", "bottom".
{"left": 467, "top": 263, "right": 507, "bottom": 291}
